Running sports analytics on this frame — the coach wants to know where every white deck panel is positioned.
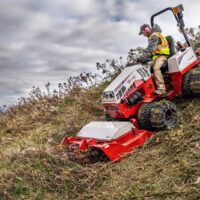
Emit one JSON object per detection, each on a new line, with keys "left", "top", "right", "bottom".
{"left": 77, "top": 121, "right": 134, "bottom": 141}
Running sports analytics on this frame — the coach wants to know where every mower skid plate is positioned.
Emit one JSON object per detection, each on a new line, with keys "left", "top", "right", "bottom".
{"left": 61, "top": 121, "right": 153, "bottom": 161}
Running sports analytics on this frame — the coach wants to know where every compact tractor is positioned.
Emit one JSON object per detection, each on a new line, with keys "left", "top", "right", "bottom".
{"left": 61, "top": 5, "right": 200, "bottom": 161}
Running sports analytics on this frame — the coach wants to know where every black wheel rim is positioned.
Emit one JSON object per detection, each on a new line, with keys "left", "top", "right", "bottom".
{"left": 164, "top": 109, "right": 178, "bottom": 128}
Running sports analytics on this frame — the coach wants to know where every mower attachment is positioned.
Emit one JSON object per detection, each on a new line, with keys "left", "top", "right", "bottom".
{"left": 61, "top": 121, "right": 153, "bottom": 161}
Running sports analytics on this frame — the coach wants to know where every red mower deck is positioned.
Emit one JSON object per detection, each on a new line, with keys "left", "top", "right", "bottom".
{"left": 61, "top": 121, "right": 153, "bottom": 161}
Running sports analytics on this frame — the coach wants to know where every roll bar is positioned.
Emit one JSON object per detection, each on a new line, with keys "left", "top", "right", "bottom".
{"left": 150, "top": 4, "right": 193, "bottom": 48}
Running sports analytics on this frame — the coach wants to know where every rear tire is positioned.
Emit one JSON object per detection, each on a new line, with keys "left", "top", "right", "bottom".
{"left": 138, "top": 100, "right": 178, "bottom": 130}
{"left": 190, "top": 71, "right": 200, "bottom": 94}
{"left": 182, "top": 69, "right": 200, "bottom": 97}
{"left": 182, "top": 70, "right": 193, "bottom": 97}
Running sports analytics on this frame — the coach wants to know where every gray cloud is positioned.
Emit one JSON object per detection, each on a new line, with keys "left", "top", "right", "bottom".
{"left": 0, "top": 0, "right": 199, "bottom": 106}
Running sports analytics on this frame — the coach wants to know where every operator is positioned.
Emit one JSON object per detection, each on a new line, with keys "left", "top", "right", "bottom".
{"left": 137, "top": 24, "right": 170, "bottom": 95}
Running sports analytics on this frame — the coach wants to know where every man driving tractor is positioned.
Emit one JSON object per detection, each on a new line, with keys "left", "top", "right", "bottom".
{"left": 137, "top": 24, "right": 170, "bottom": 95}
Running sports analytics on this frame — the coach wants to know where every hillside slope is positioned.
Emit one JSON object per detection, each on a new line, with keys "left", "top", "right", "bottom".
{"left": 1, "top": 30, "right": 200, "bottom": 200}
{"left": 0, "top": 80, "right": 200, "bottom": 200}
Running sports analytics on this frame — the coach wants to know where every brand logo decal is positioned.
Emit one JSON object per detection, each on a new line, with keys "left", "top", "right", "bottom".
{"left": 177, "top": 50, "right": 188, "bottom": 65}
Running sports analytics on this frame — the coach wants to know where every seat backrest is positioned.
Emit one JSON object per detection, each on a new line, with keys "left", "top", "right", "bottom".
{"left": 166, "top": 35, "right": 176, "bottom": 56}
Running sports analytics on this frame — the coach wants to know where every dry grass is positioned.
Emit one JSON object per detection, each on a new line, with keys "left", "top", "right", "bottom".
{"left": 0, "top": 81, "right": 108, "bottom": 200}
{"left": 0, "top": 82, "right": 200, "bottom": 200}
{"left": 1, "top": 34, "right": 200, "bottom": 199}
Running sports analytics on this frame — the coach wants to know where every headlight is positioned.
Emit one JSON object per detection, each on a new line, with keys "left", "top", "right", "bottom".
{"left": 102, "top": 91, "right": 114, "bottom": 99}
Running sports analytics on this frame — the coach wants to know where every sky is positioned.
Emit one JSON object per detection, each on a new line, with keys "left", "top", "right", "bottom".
{"left": 0, "top": 0, "right": 200, "bottom": 106}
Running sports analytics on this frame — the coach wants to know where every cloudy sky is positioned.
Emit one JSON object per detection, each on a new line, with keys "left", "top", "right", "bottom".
{"left": 0, "top": 0, "right": 199, "bottom": 106}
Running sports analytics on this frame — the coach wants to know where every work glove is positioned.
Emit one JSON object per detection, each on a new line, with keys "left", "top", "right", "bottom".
{"left": 136, "top": 56, "right": 147, "bottom": 63}
{"left": 137, "top": 56, "right": 153, "bottom": 64}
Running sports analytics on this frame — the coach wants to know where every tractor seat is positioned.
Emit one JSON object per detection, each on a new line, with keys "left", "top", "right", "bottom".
{"left": 160, "top": 61, "right": 168, "bottom": 73}
{"left": 151, "top": 35, "right": 176, "bottom": 73}
{"left": 166, "top": 35, "right": 176, "bottom": 57}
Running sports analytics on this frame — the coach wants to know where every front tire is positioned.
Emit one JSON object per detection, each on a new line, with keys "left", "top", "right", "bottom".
{"left": 150, "top": 101, "right": 178, "bottom": 129}
{"left": 137, "top": 100, "right": 178, "bottom": 130}
{"left": 137, "top": 102, "right": 155, "bottom": 130}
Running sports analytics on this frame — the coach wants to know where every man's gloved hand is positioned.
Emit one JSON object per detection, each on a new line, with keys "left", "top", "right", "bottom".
{"left": 136, "top": 56, "right": 147, "bottom": 63}
{"left": 136, "top": 56, "right": 153, "bottom": 64}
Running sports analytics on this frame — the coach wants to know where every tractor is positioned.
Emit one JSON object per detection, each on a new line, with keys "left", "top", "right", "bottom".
{"left": 61, "top": 5, "right": 200, "bottom": 161}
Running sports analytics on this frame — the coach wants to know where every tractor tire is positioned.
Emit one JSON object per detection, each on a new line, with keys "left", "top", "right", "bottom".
{"left": 137, "top": 102, "right": 155, "bottom": 130}
{"left": 182, "top": 70, "right": 193, "bottom": 97}
{"left": 150, "top": 101, "right": 178, "bottom": 129}
{"left": 182, "top": 70, "right": 200, "bottom": 97}
{"left": 190, "top": 71, "right": 200, "bottom": 94}
{"left": 137, "top": 100, "right": 178, "bottom": 130}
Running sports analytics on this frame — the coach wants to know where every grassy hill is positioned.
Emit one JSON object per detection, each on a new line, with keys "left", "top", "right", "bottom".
{"left": 0, "top": 78, "right": 200, "bottom": 200}
{"left": 1, "top": 31, "right": 200, "bottom": 199}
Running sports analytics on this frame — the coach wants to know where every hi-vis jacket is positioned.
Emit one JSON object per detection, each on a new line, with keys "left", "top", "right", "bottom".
{"left": 149, "top": 32, "right": 170, "bottom": 60}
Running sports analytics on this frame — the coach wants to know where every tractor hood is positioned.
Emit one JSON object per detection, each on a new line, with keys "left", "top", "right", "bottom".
{"left": 102, "top": 64, "right": 151, "bottom": 104}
